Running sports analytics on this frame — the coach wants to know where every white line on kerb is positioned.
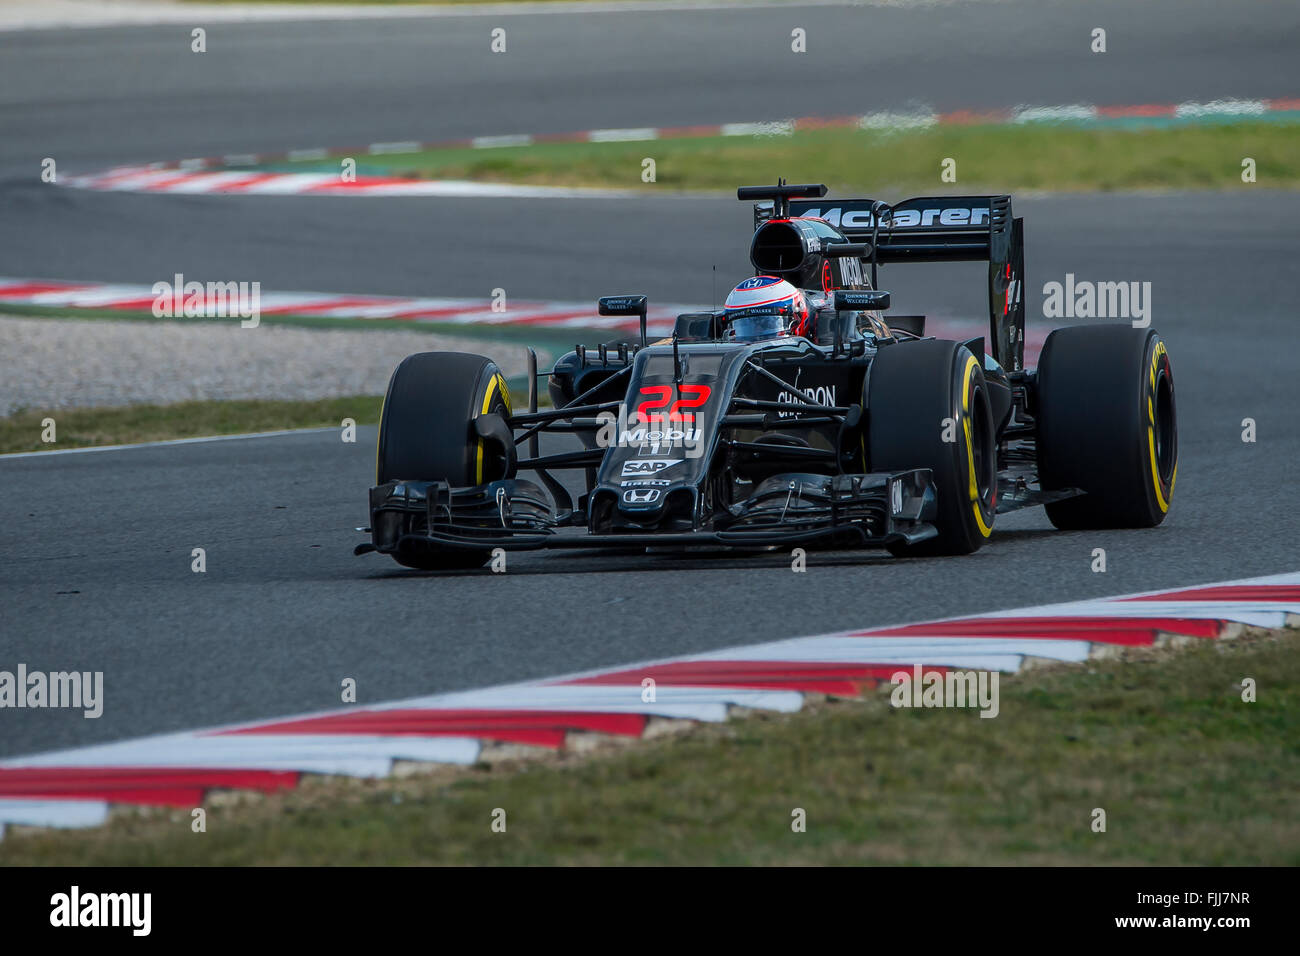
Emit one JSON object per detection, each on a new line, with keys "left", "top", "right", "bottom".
{"left": 472, "top": 134, "right": 535, "bottom": 149}
{"left": 0, "top": 427, "right": 339, "bottom": 461}
{"left": 721, "top": 121, "right": 795, "bottom": 137}
{"left": 587, "top": 127, "right": 660, "bottom": 143}
{"left": 368, "top": 141, "right": 421, "bottom": 155}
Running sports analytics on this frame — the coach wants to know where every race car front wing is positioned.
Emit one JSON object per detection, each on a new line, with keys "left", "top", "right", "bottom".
{"left": 355, "top": 468, "right": 938, "bottom": 556}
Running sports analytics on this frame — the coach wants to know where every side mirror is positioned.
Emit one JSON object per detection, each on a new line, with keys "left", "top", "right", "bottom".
{"left": 598, "top": 294, "right": 648, "bottom": 347}
{"left": 674, "top": 312, "right": 722, "bottom": 343}
{"left": 834, "top": 290, "right": 891, "bottom": 312}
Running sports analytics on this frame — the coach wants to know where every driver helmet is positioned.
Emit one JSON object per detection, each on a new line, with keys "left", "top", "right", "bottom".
{"left": 724, "top": 276, "right": 810, "bottom": 341}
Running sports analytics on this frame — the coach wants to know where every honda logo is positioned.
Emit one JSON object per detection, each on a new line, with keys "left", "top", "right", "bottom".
{"left": 621, "top": 488, "right": 662, "bottom": 504}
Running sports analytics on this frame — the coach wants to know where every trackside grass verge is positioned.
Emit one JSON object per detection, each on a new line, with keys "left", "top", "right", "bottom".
{"left": 0, "top": 397, "right": 384, "bottom": 455}
{"left": 274, "top": 120, "right": 1300, "bottom": 193}
{"left": 0, "top": 389, "right": 557, "bottom": 455}
{"left": 0, "top": 309, "right": 568, "bottom": 453}
{"left": 4, "top": 628, "right": 1297, "bottom": 865}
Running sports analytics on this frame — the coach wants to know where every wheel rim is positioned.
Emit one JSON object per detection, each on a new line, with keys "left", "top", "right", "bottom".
{"left": 970, "top": 383, "right": 996, "bottom": 509}
{"left": 1153, "top": 367, "right": 1176, "bottom": 483}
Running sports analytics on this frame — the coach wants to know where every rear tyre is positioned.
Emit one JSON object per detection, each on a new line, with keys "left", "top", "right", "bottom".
{"left": 1036, "top": 325, "right": 1176, "bottom": 529}
{"left": 868, "top": 340, "right": 997, "bottom": 556}
{"left": 376, "top": 352, "right": 513, "bottom": 569}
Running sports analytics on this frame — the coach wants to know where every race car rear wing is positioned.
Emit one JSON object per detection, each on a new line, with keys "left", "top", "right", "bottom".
{"left": 757, "top": 194, "right": 1026, "bottom": 372}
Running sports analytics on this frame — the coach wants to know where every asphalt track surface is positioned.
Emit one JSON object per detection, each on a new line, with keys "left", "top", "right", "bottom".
{"left": 1, "top": 0, "right": 1297, "bottom": 179}
{"left": 2, "top": 1, "right": 1299, "bottom": 758}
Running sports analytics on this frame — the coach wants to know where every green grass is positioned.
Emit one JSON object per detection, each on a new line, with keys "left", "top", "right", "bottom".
{"left": 0, "top": 396, "right": 383, "bottom": 455}
{"left": 0, "top": 309, "right": 573, "bottom": 455}
{"left": 276, "top": 120, "right": 1300, "bottom": 193}
{"left": 4, "top": 628, "right": 1296, "bottom": 865}
{"left": 0, "top": 309, "right": 566, "bottom": 453}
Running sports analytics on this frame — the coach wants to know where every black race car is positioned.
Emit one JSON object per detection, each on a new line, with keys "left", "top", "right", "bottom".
{"left": 356, "top": 181, "right": 1177, "bottom": 570}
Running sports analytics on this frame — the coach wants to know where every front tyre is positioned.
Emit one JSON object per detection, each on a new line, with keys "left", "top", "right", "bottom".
{"left": 376, "top": 352, "right": 513, "bottom": 569}
{"left": 1036, "top": 325, "right": 1177, "bottom": 529}
{"left": 868, "top": 340, "right": 997, "bottom": 556}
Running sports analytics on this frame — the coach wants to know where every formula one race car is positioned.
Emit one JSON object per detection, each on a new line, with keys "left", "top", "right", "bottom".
{"left": 356, "top": 181, "right": 1177, "bottom": 570}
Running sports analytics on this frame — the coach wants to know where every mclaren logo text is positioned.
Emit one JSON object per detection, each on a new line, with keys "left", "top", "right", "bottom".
{"left": 802, "top": 207, "right": 990, "bottom": 229}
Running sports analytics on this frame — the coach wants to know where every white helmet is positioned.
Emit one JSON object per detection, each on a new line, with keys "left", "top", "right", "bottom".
{"left": 724, "top": 276, "right": 810, "bottom": 341}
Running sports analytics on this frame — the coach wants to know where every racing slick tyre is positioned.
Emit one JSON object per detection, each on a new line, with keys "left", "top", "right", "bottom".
{"left": 868, "top": 339, "right": 997, "bottom": 556}
{"left": 1036, "top": 325, "right": 1176, "bottom": 530}
{"left": 376, "top": 352, "right": 513, "bottom": 570}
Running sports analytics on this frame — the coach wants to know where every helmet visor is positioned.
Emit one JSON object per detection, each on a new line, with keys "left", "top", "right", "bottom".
{"left": 729, "top": 311, "right": 788, "bottom": 341}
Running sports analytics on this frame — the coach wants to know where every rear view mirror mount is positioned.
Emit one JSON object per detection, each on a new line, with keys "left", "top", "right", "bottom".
{"left": 598, "top": 294, "right": 649, "bottom": 348}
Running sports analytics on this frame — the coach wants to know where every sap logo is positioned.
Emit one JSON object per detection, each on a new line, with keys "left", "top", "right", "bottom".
{"left": 622, "top": 488, "right": 662, "bottom": 504}
{"left": 622, "top": 459, "right": 682, "bottom": 477}
{"left": 777, "top": 384, "right": 836, "bottom": 416}
{"left": 804, "top": 207, "right": 989, "bottom": 229}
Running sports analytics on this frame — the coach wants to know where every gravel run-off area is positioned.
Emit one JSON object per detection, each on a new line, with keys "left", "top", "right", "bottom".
{"left": 0, "top": 315, "right": 535, "bottom": 415}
